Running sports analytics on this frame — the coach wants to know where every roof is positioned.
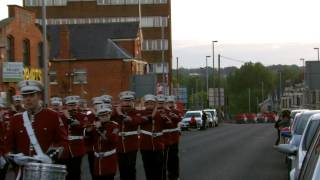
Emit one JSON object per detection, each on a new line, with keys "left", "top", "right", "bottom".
{"left": 0, "top": 18, "right": 13, "bottom": 28}
{"left": 47, "top": 22, "right": 139, "bottom": 60}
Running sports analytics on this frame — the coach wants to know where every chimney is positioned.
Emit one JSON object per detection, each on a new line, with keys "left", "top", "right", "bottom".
{"left": 59, "top": 25, "right": 71, "bottom": 59}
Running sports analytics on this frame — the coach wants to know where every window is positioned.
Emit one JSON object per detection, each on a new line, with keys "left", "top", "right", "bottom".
{"left": 147, "top": 63, "right": 168, "bottom": 74}
{"left": 38, "top": 42, "right": 43, "bottom": 68}
{"left": 23, "top": 39, "right": 31, "bottom": 67}
{"left": 24, "top": 0, "right": 67, "bottom": 6}
{"left": 303, "top": 120, "right": 320, "bottom": 151}
{"left": 6, "top": 35, "right": 14, "bottom": 62}
{"left": 142, "top": 39, "right": 168, "bottom": 51}
{"left": 37, "top": 16, "right": 168, "bottom": 28}
{"left": 97, "top": 0, "right": 167, "bottom": 5}
{"left": 49, "top": 70, "right": 57, "bottom": 84}
{"left": 73, "top": 69, "right": 87, "bottom": 84}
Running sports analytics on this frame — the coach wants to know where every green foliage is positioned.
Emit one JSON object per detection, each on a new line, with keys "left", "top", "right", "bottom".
{"left": 173, "top": 63, "right": 302, "bottom": 114}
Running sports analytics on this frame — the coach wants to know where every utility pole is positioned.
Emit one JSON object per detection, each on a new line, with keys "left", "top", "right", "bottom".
{"left": 314, "top": 48, "right": 319, "bottom": 61}
{"left": 41, "top": 0, "right": 49, "bottom": 106}
{"left": 176, "top": 57, "right": 179, "bottom": 100}
{"left": 261, "top": 81, "right": 264, "bottom": 101}
{"left": 218, "top": 54, "right": 221, "bottom": 109}
{"left": 248, "top": 88, "right": 251, "bottom": 113}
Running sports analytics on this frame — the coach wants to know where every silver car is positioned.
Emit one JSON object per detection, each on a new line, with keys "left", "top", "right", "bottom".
{"left": 277, "top": 110, "right": 320, "bottom": 180}
{"left": 204, "top": 109, "right": 218, "bottom": 127}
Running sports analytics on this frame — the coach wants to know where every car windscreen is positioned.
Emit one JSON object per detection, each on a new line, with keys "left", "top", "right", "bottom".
{"left": 303, "top": 120, "right": 320, "bottom": 151}
{"left": 205, "top": 111, "right": 215, "bottom": 117}
{"left": 185, "top": 112, "right": 201, "bottom": 118}
{"left": 206, "top": 113, "right": 212, "bottom": 118}
{"left": 295, "top": 113, "right": 317, "bottom": 135}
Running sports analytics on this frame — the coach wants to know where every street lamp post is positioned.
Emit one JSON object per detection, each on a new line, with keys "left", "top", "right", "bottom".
{"left": 314, "top": 48, "right": 319, "bottom": 61}
{"left": 206, "top": 55, "right": 211, "bottom": 108}
{"left": 212, "top": 40, "right": 218, "bottom": 106}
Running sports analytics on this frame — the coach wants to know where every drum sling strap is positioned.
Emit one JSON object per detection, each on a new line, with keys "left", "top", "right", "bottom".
{"left": 16, "top": 111, "right": 48, "bottom": 180}
{"left": 22, "top": 111, "right": 46, "bottom": 157}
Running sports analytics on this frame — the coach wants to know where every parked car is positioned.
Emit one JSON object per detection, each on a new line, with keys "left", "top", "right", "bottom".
{"left": 264, "top": 112, "right": 277, "bottom": 123}
{"left": 204, "top": 109, "right": 218, "bottom": 127}
{"left": 234, "top": 114, "right": 247, "bottom": 124}
{"left": 181, "top": 111, "right": 209, "bottom": 130}
{"left": 277, "top": 110, "right": 320, "bottom": 179}
{"left": 290, "top": 109, "right": 309, "bottom": 121}
{"left": 257, "top": 113, "right": 268, "bottom": 123}
{"left": 291, "top": 113, "right": 320, "bottom": 180}
{"left": 205, "top": 112, "right": 214, "bottom": 128}
{"left": 246, "top": 113, "right": 257, "bottom": 123}
{"left": 297, "top": 119, "right": 320, "bottom": 180}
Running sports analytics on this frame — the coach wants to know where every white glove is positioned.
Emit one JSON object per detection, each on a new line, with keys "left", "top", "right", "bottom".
{"left": 0, "top": 156, "right": 6, "bottom": 169}
{"left": 123, "top": 116, "right": 132, "bottom": 122}
{"left": 11, "top": 153, "right": 30, "bottom": 166}
{"left": 33, "top": 154, "right": 52, "bottom": 164}
{"left": 70, "top": 119, "right": 80, "bottom": 126}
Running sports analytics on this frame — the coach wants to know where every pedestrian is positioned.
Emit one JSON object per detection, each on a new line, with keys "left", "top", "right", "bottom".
{"left": 201, "top": 111, "right": 207, "bottom": 130}
{"left": 112, "top": 91, "right": 141, "bottom": 180}
{"left": 165, "top": 96, "right": 182, "bottom": 180}
{"left": 5, "top": 80, "right": 68, "bottom": 179}
{"left": 87, "top": 103, "right": 119, "bottom": 180}
{"left": 274, "top": 110, "right": 291, "bottom": 146}
{"left": 140, "top": 94, "right": 168, "bottom": 180}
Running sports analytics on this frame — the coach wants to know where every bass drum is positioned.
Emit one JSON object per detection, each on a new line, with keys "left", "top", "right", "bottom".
{"left": 23, "top": 163, "right": 67, "bottom": 180}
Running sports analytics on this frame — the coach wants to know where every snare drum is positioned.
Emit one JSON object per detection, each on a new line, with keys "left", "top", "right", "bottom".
{"left": 23, "top": 163, "right": 67, "bottom": 180}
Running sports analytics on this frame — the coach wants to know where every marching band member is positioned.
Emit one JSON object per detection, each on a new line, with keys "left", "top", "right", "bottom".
{"left": 11, "top": 95, "right": 25, "bottom": 113}
{"left": 5, "top": 80, "right": 68, "bottom": 178}
{"left": 50, "top": 97, "right": 63, "bottom": 113}
{"left": 0, "top": 98, "right": 7, "bottom": 180}
{"left": 87, "top": 103, "right": 119, "bottom": 180}
{"left": 63, "top": 95, "right": 88, "bottom": 180}
{"left": 112, "top": 91, "right": 142, "bottom": 180}
{"left": 165, "top": 96, "right": 182, "bottom": 180}
{"left": 140, "top": 94, "right": 169, "bottom": 180}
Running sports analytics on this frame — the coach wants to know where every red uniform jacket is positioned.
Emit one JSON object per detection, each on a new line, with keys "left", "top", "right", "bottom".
{"left": 65, "top": 112, "right": 88, "bottom": 158}
{"left": 5, "top": 108, "right": 68, "bottom": 156}
{"left": 112, "top": 108, "right": 142, "bottom": 153}
{"left": 0, "top": 121, "right": 4, "bottom": 156}
{"left": 139, "top": 109, "right": 168, "bottom": 151}
{"left": 166, "top": 109, "right": 183, "bottom": 145}
{"left": 157, "top": 108, "right": 174, "bottom": 146}
{"left": 83, "top": 111, "right": 96, "bottom": 152}
{"left": 90, "top": 121, "right": 119, "bottom": 176}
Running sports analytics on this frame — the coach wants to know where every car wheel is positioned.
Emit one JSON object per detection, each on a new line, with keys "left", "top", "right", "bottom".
{"left": 209, "top": 122, "right": 213, "bottom": 128}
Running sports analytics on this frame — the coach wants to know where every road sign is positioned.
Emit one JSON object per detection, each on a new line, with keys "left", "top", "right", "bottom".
{"left": 209, "top": 88, "right": 225, "bottom": 106}
{"left": 2, "top": 62, "right": 24, "bottom": 82}
{"left": 173, "top": 88, "right": 188, "bottom": 104}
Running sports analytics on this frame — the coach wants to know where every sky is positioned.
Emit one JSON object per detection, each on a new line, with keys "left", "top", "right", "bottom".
{"left": 1, "top": 0, "right": 320, "bottom": 68}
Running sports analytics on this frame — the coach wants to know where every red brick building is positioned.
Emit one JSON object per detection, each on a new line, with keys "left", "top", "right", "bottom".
{"left": 47, "top": 23, "right": 146, "bottom": 101}
{"left": 0, "top": 5, "right": 44, "bottom": 101}
{"left": 24, "top": 0, "right": 172, "bottom": 93}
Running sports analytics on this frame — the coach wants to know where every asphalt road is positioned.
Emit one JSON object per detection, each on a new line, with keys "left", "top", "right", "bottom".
{"left": 136, "top": 123, "right": 288, "bottom": 180}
